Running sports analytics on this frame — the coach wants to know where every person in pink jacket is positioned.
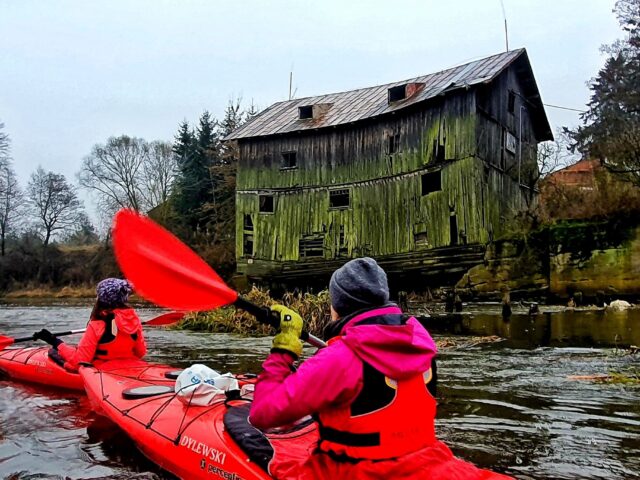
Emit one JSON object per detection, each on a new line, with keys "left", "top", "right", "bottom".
{"left": 34, "top": 278, "right": 147, "bottom": 371}
{"left": 250, "top": 257, "right": 513, "bottom": 480}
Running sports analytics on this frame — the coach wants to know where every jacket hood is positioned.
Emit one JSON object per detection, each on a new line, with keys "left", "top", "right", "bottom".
{"left": 113, "top": 308, "right": 141, "bottom": 334}
{"left": 339, "top": 306, "right": 437, "bottom": 379}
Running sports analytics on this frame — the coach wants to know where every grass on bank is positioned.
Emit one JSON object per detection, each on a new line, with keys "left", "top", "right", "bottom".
{"left": 4, "top": 286, "right": 96, "bottom": 298}
{"left": 176, "top": 286, "right": 333, "bottom": 337}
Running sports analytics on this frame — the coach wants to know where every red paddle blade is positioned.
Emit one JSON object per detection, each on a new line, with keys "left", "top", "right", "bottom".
{"left": 143, "top": 311, "right": 186, "bottom": 326}
{"left": 0, "top": 336, "right": 15, "bottom": 350}
{"left": 112, "top": 210, "right": 238, "bottom": 311}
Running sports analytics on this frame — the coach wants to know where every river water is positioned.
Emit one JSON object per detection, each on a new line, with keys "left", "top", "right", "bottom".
{"left": 0, "top": 305, "right": 639, "bottom": 479}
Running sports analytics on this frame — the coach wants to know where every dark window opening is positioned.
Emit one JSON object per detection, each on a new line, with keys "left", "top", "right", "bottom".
{"left": 281, "top": 151, "right": 297, "bottom": 169}
{"left": 298, "top": 105, "right": 313, "bottom": 119}
{"left": 449, "top": 214, "right": 458, "bottom": 246}
{"left": 299, "top": 235, "right": 325, "bottom": 258}
{"left": 243, "top": 214, "right": 253, "bottom": 231}
{"left": 338, "top": 225, "right": 348, "bottom": 256}
{"left": 421, "top": 171, "right": 442, "bottom": 195}
{"left": 388, "top": 85, "right": 407, "bottom": 103}
{"left": 329, "top": 189, "right": 350, "bottom": 209}
{"left": 259, "top": 195, "right": 274, "bottom": 213}
{"left": 243, "top": 234, "right": 254, "bottom": 256}
{"left": 262, "top": 153, "right": 271, "bottom": 167}
{"left": 414, "top": 231, "right": 429, "bottom": 246}
{"left": 387, "top": 133, "right": 400, "bottom": 155}
{"left": 508, "top": 91, "right": 516, "bottom": 114}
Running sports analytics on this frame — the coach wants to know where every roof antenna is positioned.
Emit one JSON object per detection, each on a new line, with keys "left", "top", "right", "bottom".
{"left": 289, "top": 70, "right": 293, "bottom": 100}
{"left": 500, "top": 0, "right": 509, "bottom": 52}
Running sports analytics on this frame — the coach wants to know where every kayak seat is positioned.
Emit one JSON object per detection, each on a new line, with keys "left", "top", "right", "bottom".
{"left": 223, "top": 403, "right": 315, "bottom": 473}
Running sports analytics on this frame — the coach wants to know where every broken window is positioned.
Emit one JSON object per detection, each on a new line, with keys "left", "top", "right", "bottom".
{"left": 329, "top": 189, "right": 350, "bottom": 209}
{"left": 243, "top": 214, "right": 254, "bottom": 231}
{"left": 298, "top": 105, "right": 313, "bottom": 119}
{"left": 299, "top": 235, "right": 325, "bottom": 258}
{"left": 421, "top": 171, "right": 442, "bottom": 195}
{"left": 387, "top": 133, "right": 401, "bottom": 155}
{"left": 281, "top": 151, "right": 297, "bottom": 169}
{"left": 414, "top": 231, "right": 429, "bottom": 246}
{"left": 508, "top": 91, "right": 516, "bottom": 114}
{"left": 243, "top": 234, "right": 254, "bottom": 256}
{"left": 259, "top": 195, "right": 274, "bottom": 213}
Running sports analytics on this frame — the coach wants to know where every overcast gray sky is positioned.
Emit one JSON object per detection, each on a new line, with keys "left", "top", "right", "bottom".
{"left": 1, "top": 0, "right": 622, "bottom": 205}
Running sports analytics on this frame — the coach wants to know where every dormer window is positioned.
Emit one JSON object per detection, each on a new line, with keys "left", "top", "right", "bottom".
{"left": 298, "top": 105, "right": 313, "bottom": 119}
{"left": 388, "top": 82, "right": 425, "bottom": 104}
{"left": 388, "top": 85, "right": 407, "bottom": 103}
{"left": 297, "top": 103, "right": 332, "bottom": 120}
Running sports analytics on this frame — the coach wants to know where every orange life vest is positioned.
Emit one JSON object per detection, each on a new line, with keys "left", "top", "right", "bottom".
{"left": 94, "top": 309, "right": 141, "bottom": 360}
{"left": 317, "top": 340, "right": 437, "bottom": 460}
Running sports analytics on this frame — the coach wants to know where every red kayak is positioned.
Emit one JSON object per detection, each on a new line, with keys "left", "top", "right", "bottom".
{"left": 81, "top": 365, "right": 318, "bottom": 480}
{"left": 0, "top": 346, "right": 181, "bottom": 392}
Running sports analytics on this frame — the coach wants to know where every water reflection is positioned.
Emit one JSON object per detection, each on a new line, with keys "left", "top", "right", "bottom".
{"left": 424, "top": 308, "right": 640, "bottom": 348}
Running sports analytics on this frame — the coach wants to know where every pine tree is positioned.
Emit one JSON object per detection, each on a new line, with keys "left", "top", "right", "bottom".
{"left": 571, "top": 0, "right": 640, "bottom": 184}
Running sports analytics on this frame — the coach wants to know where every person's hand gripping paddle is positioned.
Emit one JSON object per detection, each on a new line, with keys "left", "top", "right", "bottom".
{"left": 111, "top": 209, "right": 326, "bottom": 349}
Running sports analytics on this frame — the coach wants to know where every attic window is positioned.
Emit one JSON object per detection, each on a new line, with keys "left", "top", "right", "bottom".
{"left": 329, "top": 189, "right": 350, "bottom": 209}
{"left": 298, "top": 105, "right": 314, "bottom": 119}
{"left": 508, "top": 91, "right": 516, "bottom": 114}
{"left": 388, "top": 85, "right": 407, "bottom": 103}
{"left": 281, "top": 151, "right": 297, "bottom": 169}
{"left": 421, "top": 171, "right": 442, "bottom": 195}
{"left": 259, "top": 194, "right": 274, "bottom": 213}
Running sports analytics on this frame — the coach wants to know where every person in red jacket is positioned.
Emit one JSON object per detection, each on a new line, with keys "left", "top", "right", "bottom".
{"left": 250, "top": 257, "right": 513, "bottom": 480}
{"left": 34, "top": 278, "right": 147, "bottom": 371}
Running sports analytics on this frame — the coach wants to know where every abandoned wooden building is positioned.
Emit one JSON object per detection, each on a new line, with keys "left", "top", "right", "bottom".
{"left": 225, "top": 48, "right": 553, "bottom": 288}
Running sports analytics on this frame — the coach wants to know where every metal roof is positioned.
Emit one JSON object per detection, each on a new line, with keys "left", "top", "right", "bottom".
{"left": 226, "top": 48, "right": 551, "bottom": 141}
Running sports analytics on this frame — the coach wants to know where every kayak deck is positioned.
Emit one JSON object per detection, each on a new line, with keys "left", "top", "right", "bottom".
{"left": 81, "top": 366, "right": 318, "bottom": 480}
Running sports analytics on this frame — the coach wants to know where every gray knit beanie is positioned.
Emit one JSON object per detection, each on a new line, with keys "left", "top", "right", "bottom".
{"left": 329, "top": 257, "right": 390, "bottom": 317}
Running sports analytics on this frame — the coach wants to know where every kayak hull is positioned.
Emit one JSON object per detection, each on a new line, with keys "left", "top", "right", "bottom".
{"left": 0, "top": 346, "right": 178, "bottom": 392}
{"left": 0, "top": 347, "right": 84, "bottom": 390}
{"left": 81, "top": 366, "right": 286, "bottom": 480}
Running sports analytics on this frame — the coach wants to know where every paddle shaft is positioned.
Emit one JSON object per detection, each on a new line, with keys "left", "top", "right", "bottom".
{"left": 5, "top": 311, "right": 183, "bottom": 346}
{"left": 12, "top": 329, "right": 86, "bottom": 343}
{"left": 233, "top": 297, "right": 326, "bottom": 349}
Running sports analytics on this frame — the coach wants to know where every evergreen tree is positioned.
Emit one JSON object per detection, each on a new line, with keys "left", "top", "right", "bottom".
{"left": 571, "top": 0, "right": 640, "bottom": 185}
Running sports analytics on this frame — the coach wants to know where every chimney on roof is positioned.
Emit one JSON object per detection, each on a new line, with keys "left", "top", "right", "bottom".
{"left": 388, "top": 82, "right": 425, "bottom": 104}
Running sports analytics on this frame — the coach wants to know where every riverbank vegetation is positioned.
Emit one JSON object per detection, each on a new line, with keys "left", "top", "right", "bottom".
{"left": 176, "top": 287, "right": 332, "bottom": 337}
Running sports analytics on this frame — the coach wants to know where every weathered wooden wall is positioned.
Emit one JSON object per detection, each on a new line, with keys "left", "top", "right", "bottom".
{"left": 235, "top": 65, "right": 540, "bottom": 282}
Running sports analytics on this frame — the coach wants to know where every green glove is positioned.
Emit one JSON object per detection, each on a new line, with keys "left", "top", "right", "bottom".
{"left": 271, "top": 304, "right": 304, "bottom": 358}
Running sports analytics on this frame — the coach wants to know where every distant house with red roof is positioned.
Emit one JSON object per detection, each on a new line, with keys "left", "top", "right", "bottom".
{"left": 545, "top": 159, "right": 601, "bottom": 190}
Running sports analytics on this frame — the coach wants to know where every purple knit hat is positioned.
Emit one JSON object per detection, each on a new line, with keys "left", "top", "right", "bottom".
{"left": 96, "top": 278, "right": 133, "bottom": 307}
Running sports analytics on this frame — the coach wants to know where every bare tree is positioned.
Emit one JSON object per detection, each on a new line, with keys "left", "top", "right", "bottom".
{"left": 0, "top": 160, "right": 25, "bottom": 256}
{"left": 27, "top": 167, "right": 84, "bottom": 249}
{"left": 79, "top": 136, "right": 178, "bottom": 221}
{"left": 140, "top": 141, "right": 178, "bottom": 220}
{"left": 78, "top": 136, "right": 149, "bottom": 215}
{"left": 0, "top": 122, "right": 9, "bottom": 161}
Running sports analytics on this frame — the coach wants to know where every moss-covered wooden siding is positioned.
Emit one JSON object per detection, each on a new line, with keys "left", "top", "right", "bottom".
{"left": 235, "top": 67, "right": 544, "bottom": 280}
{"left": 237, "top": 91, "right": 477, "bottom": 191}
{"left": 237, "top": 156, "right": 527, "bottom": 264}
